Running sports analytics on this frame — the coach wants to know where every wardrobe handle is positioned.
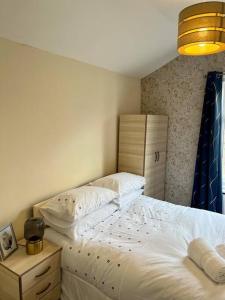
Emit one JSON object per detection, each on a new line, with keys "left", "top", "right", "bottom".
{"left": 158, "top": 152, "right": 160, "bottom": 161}
{"left": 155, "top": 152, "right": 157, "bottom": 162}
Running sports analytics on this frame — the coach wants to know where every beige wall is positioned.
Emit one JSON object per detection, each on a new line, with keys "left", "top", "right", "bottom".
{"left": 0, "top": 38, "right": 140, "bottom": 238}
{"left": 141, "top": 52, "right": 225, "bottom": 206}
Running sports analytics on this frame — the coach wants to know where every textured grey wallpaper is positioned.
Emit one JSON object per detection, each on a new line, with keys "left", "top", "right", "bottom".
{"left": 141, "top": 52, "right": 225, "bottom": 206}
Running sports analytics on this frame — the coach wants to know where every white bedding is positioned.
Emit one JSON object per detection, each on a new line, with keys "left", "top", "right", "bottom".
{"left": 44, "top": 196, "right": 225, "bottom": 300}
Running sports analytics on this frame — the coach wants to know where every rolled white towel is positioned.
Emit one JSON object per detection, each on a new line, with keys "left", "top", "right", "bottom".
{"left": 188, "top": 238, "right": 215, "bottom": 268}
{"left": 216, "top": 244, "right": 225, "bottom": 259}
{"left": 188, "top": 238, "right": 225, "bottom": 283}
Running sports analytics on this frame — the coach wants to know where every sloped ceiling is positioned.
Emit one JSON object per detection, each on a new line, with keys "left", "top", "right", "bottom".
{"left": 0, "top": 0, "right": 217, "bottom": 78}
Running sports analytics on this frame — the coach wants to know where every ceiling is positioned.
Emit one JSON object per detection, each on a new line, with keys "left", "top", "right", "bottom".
{"left": 0, "top": 0, "right": 217, "bottom": 78}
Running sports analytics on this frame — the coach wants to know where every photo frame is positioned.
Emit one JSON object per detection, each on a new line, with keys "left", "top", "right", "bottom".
{"left": 0, "top": 224, "right": 18, "bottom": 261}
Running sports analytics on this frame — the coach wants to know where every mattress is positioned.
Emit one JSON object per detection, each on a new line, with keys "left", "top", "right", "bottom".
{"left": 44, "top": 195, "right": 225, "bottom": 300}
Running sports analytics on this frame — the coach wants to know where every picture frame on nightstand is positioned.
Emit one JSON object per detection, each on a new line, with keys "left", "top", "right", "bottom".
{"left": 0, "top": 223, "right": 18, "bottom": 261}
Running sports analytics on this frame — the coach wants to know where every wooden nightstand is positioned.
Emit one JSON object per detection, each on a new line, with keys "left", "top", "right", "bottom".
{"left": 0, "top": 239, "right": 62, "bottom": 300}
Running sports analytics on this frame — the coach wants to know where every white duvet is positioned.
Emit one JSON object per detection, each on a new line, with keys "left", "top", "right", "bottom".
{"left": 45, "top": 196, "right": 225, "bottom": 300}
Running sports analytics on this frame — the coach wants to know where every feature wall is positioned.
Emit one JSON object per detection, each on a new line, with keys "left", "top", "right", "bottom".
{"left": 141, "top": 52, "right": 225, "bottom": 206}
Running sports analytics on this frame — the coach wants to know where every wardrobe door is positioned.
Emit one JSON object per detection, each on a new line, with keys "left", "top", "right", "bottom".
{"left": 118, "top": 115, "right": 146, "bottom": 176}
{"left": 144, "top": 152, "right": 166, "bottom": 197}
{"left": 144, "top": 115, "right": 168, "bottom": 199}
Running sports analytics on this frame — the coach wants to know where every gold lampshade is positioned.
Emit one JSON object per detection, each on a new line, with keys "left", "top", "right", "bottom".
{"left": 178, "top": 1, "right": 225, "bottom": 56}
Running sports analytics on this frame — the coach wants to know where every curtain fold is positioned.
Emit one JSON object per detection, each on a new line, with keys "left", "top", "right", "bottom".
{"left": 191, "top": 71, "right": 223, "bottom": 213}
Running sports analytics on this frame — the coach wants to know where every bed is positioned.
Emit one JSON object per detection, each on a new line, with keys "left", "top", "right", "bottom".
{"left": 34, "top": 194, "right": 225, "bottom": 300}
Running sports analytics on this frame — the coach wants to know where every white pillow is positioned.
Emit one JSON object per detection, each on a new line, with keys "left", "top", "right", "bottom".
{"left": 90, "top": 172, "right": 145, "bottom": 196}
{"left": 40, "top": 185, "right": 117, "bottom": 222}
{"left": 114, "top": 189, "right": 144, "bottom": 209}
{"left": 41, "top": 203, "right": 118, "bottom": 240}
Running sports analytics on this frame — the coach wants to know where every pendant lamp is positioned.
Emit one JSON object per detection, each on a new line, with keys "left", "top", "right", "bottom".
{"left": 178, "top": 1, "right": 225, "bottom": 55}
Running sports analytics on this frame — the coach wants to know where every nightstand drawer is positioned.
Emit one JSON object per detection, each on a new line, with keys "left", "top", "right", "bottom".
{"left": 21, "top": 251, "right": 60, "bottom": 292}
{"left": 23, "top": 270, "right": 60, "bottom": 300}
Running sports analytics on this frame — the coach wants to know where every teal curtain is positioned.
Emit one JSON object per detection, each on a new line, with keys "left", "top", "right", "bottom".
{"left": 191, "top": 71, "right": 223, "bottom": 213}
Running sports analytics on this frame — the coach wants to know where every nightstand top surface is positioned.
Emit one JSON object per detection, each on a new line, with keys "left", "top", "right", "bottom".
{"left": 0, "top": 239, "right": 61, "bottom": 276}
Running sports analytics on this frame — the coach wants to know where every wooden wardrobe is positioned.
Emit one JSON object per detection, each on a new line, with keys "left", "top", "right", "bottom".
{"left": 118, "top": 114, "right": 168, "bottom": 200}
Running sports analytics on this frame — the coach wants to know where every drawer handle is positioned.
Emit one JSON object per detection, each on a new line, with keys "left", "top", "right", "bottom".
{"left": 36, "top": 282, "right": 51, "bottom": 296}
{"left": 35, "top": 266, "right": 51, "bottom": 278}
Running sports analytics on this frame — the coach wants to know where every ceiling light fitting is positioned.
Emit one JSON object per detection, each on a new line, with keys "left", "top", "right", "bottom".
{"left": 178, "top": 1, "right": 225, "bottom": 56}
